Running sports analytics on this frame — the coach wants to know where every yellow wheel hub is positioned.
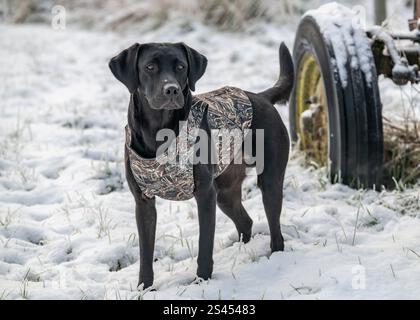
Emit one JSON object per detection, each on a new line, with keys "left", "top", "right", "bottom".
{"left": 295, "top": 52, "right": 329, "bottom": 166}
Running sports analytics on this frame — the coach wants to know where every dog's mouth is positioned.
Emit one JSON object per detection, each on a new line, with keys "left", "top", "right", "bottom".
{"left": 147, "top": 97, "right": 184, "bottom": 110}
{"left": 160, "top": 100, "right": 183, "bottom": 110}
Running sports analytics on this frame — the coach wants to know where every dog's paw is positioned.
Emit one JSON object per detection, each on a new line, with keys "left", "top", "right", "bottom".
{"left": 196, "top": 266, "right": 213, "bottom": 281}
{"left": 191, "top": 276, "right": 209, "bottom": 285}
{"left": 270, "top": 239, "right": 285, "bottom": 253}
{"left": 137, "top": 277, "right": 155, "bottom": 292}
{"left": 137, "top": 283, "right": 157, "bottom": 292}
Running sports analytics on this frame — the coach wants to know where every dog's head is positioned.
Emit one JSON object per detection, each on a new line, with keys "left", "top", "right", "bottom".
{"left": 109, "top": 43, "right": 207, "bottom": 110}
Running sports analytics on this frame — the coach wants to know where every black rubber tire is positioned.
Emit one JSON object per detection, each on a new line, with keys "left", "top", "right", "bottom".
{"left": 290, "top": 15, "right": 384, "bottom": 189}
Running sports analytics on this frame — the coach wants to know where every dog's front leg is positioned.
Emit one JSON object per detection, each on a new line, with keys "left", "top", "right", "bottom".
{"left": 135, "top": 196, "right": 157, "bottom": 289}
{"left": 194, "top": 165, "right": 216, "bottom": 280}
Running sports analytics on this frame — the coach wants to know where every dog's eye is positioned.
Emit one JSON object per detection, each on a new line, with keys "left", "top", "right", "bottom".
{"left": 146, "top": 64, "right": 155, "bottom": 71}
{"left": 176, "top": 64, "right": 185, "bottom": 71}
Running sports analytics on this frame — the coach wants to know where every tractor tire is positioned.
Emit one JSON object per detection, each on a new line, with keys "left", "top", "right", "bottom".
{"left": 289, "top": 5, "right": 384, "bottom": 189}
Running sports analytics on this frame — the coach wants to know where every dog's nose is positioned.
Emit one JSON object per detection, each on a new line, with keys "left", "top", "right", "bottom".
{"left": 163, "top": 83, "right": 180, "bottom": 97}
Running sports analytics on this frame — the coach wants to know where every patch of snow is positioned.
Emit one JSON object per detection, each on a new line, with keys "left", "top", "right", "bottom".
{"left": 305, "top": 2, "right": 374, "bottom": 87}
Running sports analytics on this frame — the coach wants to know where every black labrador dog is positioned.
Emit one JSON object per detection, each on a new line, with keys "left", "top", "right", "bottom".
{"left": 109, "top": 42, "right": 294, "bottom": 289}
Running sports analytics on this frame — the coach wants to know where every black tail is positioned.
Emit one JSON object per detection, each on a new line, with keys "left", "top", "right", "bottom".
{"left": 258, "top": 42, "right": 294, "bottom": 105}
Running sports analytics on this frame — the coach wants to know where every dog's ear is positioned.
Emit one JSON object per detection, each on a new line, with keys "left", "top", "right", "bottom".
{"left": 109, "top": 43, "right": 142, "bottom": 93}
{"left": 180, "top": 43, "right": 207, "bottom": 92}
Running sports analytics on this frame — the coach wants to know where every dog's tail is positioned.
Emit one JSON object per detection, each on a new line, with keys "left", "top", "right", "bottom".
{"left": 258, "top": 42, "right": 294, "bottom": 105}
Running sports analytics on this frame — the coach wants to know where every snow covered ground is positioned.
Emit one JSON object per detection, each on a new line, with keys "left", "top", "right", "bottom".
{"left": 0, "top": 10, "right": 419, "bottom": 300}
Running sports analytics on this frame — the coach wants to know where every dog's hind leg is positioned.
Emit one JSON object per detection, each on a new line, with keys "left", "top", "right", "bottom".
{"left": 217, "top": 193, "right": 253, "bottom": 243}
{"left": 215, "top": 166, "right": 253, "bottom": 243}
{"left": 256, "top": 117, "right": 290, "bottom": 253}
{"left": 257, "top": 172, "right": 285, "bottom": 252}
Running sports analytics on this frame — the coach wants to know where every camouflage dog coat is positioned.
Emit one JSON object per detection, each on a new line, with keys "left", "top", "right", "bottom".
{"left": 125, "top": 86, "right": 253, "bottom": 201}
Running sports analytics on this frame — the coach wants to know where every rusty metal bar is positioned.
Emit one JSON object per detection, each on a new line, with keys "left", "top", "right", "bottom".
{"left": 409, "top": 0, "right": 420, "bottom": 30}
{"left": 374, "top": 0, "right": 387, "bottom": 25}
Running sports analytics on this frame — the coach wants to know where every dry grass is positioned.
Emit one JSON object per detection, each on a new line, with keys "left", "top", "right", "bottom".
{"left": 2, "top": 0, "right": 304, "bottom": 31}
{"left": 382, "top": 115, "right": 420, "bottom": 188}
{"left": 196, "top": 0, "right": 297, "bottom": 31}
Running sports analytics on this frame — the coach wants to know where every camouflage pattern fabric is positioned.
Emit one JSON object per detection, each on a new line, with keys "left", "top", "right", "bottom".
{"left": 126, "top": 86, "right": 253, "bottom": 201}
